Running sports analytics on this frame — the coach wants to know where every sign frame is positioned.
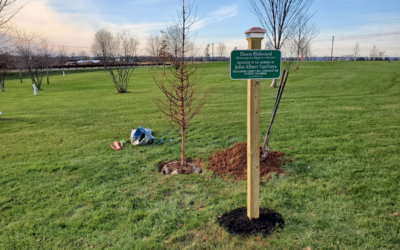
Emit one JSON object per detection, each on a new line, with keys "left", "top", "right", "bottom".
{"left": 230, "top": 49, "right": 282, "bottom": 80}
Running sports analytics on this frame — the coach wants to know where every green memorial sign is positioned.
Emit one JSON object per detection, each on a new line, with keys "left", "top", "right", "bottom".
{"left": 230, "top": 50, "right": 282, "bottom": 80}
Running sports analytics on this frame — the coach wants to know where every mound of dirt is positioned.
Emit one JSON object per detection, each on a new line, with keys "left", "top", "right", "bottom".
{"left": 217, "top": 207, "right": 285, "bottom": 237}
{"left": 208, "top": 142, "right": 284, "bottom": 181}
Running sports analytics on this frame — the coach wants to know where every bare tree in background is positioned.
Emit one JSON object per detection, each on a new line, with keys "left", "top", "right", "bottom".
{"left": 291, "top": 13, "right": 318, "bottom": 69}
{"left": 204, "top": 44, "right": 210, "bottom": 62}
{"left": 353, "top": 42, "right": 360, "bottom": 61}
{"left": 249, "top": 0, "right": 315, "bottom": 86}
{"left": 216, "top": 42, "right": 226, "bottom": 61}
{"left": 146, "top": 33, "right": 162, "bottom": 67}
{"left": 0, "top": 16, "right": 11, "bottom": 89}
{"left": 378, "top": 51, "right": 385, "bottom": 61}
{"left": 281, "top": 40, "right": 297, "bottom": 71}
{"left": 13, "top": 29, "right": 47, "bottom": 90}
{"left": 158, "top": 39, "right": 170, "bottom": 75}
{"left": 105, "top": 30, "right": 139, "bottom": 93}
{"left": 370, "top": 44, "right": 378, "bottom": 60}
{"left": 0, "top": 0, "right": 24, "bottom": 27}
{"left": 78, "top": 51, "right": 89, "bottom": 60}
{"left": 0, "top": 48, "right": 11, "bottom": 91}
{"left": 91, "top": 28, "right": 113, "bottom": 70}
{"left": 38, "top": 38, "right": 54, "bottom": 85}
{"left": 162, "top": 25, "right": 182, "bottom": 70}
{"left": 57, "top": 45, "right": 68, "bottom": 65}
{"left": 153, "top": 0, "right": 207, "bottom": 169}
{"left": 303, "top": 43, "right": 312, "bottom": 61}
{"left": 186, "top": 40, "right": 198, "bottom": 64}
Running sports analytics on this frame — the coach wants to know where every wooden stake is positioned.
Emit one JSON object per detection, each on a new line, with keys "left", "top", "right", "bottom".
{"left": 247, "top": 78, "right": 260, "bottom": 219}
{"left": 246, "top": 35, "right": 264, "bottom": 220}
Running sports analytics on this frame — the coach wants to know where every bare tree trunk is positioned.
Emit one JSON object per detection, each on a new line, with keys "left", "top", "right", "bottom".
{"left": 19, "top": 69, "right": 22, "bottom": 83}
{"left": 46, "top": 69, "right": 49, "bottom": 84}
{"left": 270, "top": 79, "right": 277, "bottom": 88}
{"left": 180, "top": 3, "right": 186, "bottom": 169}
{"left": 0, "top": 76, "right": 4, "bottom": 91}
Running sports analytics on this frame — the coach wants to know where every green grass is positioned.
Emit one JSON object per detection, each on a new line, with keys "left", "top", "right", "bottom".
{"left": 0, "top": 61, "right": 399, "bottom": 249}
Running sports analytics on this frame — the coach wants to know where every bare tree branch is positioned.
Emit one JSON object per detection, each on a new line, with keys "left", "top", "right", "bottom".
{"left": 0, "top": 0, "right": 24, "bottom": 27}
{"left": 249, "top": 0, "right": 315, "bottom": 86}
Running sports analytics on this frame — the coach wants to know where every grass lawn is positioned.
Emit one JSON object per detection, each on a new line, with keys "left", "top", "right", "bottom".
{"left": 0, "top": 61, "right": 399, "bottom": 249}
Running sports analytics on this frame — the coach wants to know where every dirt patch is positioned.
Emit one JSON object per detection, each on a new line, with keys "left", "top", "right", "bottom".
{"left": 208, "top": 142, "right": 284, "bottom": 181}
{"left": 158, "top": 159, "right": 204, "bottom": 175}
{"left": 217, "top": 207, "right": 285, "bottom": 237}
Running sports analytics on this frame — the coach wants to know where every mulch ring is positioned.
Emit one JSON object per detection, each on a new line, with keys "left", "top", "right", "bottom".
{"left": 159, "top": 159, "right": 204, "bottom": 175}
{"left": 208, "top": 142, "right": 287, "bottom": 181}
{"left": 217, "top": 207, "right": 285, "bottom": 237}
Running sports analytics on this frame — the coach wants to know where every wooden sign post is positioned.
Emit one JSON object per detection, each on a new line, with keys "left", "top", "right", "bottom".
{"left": 245, "top": 27, "right": 265, "bottom": 220}
{"left": 229, "top": 27, "right": 281, "bottom": 220}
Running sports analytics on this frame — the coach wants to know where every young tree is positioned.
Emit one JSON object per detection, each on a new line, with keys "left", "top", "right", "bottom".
{"left": 162, "top": 25, "right": 182, "bottom": 70}
{"left": 158, "top": 39, "right": 170, "bottom": 75}
{"left": 78, "top": 51, "right": 89, "bottom": 60}
{"left": 153, "top": 0, "right": 207, "bottom": 169}
{"left": 249, "top": 0, "right": 315, "bottom": 86}
{"left": 281, "top": 40, "right": 297, "bottom": 71}
{"left": 353, "top": 42, "right": 360, "bottom": 61}
{"left": 290, "top": 13, "right": 318, "bottom": 69}
{"left": 378, "top": 51, "right": 385, "bottom": 61}
{"left": 0, "top": 48, "right": 11, "bottom": 91}
{"left": 57, "top": 45, "right": 68, "bottom": 65}
{"left": 216, "top": 42, "right": 226, "bottom": 61}
{"left": 91, "top": 28, "right": 113, "bottom": 70}
{"left": 13, "top": 29, "right": 46, "bottom": 90}
{"left": 105, "top": 30, "right": 139, "bottom": 93}
{"left": 370, "top": 44, "right": 378, "bottom": 60}
{"left": 146, "top": 33, "right": 162, "bottom": 67}
{"left": 186, "top": 40, "right": 198, "bottom": 64}
{"left": 38, "top": 38, "right": 55, "bottom": 85}
{"left": 204, "top": 44, "right": 210, "bottom": 62}
{"left": 303, "top": 43, "right": 312, "bottom": 61}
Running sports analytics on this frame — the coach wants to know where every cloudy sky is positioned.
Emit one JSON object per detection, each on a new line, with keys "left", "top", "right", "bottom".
{"left": 10, "top": 0, "right": 400, "bottom": 57}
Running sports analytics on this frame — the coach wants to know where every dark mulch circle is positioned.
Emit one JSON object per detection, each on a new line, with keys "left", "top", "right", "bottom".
{"left": 217, "top": 207, "right": 285, "bottom": 237}
{"left": 208, "top": 142, "right": 285, "bottom": 181}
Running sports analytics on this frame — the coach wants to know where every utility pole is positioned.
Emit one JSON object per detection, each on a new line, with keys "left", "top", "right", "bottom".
{"left": 212, "top": 43, "right": 214, "bottom": 61}
{"left": 331, "top": 36, "right": 334, "bottom": 61}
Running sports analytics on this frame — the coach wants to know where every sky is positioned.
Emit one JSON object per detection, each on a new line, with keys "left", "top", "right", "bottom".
{"left": 9, "top": 0, "right": 400, "bottom": 57}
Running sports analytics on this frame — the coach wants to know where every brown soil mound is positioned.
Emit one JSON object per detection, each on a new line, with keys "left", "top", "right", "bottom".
{"left": 208, "top": 142, "right": 284, "bottom": 181}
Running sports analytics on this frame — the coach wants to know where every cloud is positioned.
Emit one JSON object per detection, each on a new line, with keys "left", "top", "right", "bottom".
{"left": 10, "top": 0, "right": 167, "bottom": 54}
{"left": 192, "top": 5, "right": 238, "bottom": 30}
